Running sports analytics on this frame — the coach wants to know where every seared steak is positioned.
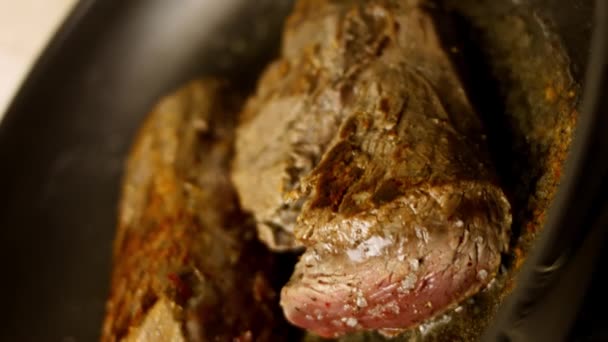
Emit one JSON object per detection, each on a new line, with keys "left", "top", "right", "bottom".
{"left": 101, "top": 80, "right": 290, "bottom": 341}
{"left": 232, "top": 0, "right": 511, "bottom": 337}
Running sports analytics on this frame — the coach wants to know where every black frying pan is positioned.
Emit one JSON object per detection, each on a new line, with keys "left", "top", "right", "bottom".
{"left": 0, "top": 1, "right": 605, "bottom": 341}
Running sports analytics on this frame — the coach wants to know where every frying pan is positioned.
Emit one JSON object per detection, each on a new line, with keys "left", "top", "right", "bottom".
{"left": 0, "top": 0, "right": 605, "bottom": 341}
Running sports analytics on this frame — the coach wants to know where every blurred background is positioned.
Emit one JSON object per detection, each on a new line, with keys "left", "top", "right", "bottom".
{"left": 0, "top": 0, "right": 75, "bottom": 118}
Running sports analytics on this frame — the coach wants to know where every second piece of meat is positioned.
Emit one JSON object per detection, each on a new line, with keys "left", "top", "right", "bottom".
{"left": 232, "top": 0, "right": 511, "bottom": 338}
{"left": 102, "top": 80, "right": 291, "bottom": 342}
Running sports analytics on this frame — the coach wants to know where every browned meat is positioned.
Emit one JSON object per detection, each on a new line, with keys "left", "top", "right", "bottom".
{"left": 232, "top": 0, "right": 511, "bottom": 338}
{"left": 101, "top": 80, "right": 291, "bottom": 341}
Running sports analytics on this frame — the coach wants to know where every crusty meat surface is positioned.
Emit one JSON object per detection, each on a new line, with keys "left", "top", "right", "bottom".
{"left": 232, "top": 0, "right": 512, "bottom": 337}
{"left": 101, "top": 80, "right": 291, "bottom": 342}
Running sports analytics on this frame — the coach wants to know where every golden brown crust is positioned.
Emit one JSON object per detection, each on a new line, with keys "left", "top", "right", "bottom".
{"left": 101, "top": 80, "right": 291, "bottom": 342}
{"left": 232, "top": 0, "right": 511, "bottom": 337}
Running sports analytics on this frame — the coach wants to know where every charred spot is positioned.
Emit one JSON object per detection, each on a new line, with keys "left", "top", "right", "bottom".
{"left": 136, "top": 290, "right": 158, "bottom": 324}
{"left": 339, "top": 82, "right": 354, "bottom": 104}
{"left": 372, "top": 179, "right": 404, "bottom": 205}
{"left": 310, "top": 142, "right": 363, "bottom": 212}
{"left": 379, "top": 97, "right": 391, "bottom": 114}
{"left": 340, "top": 116, "right": 358, "bottom": 139}
{"left": 338, "top": 194, "right": 362, "bottom": 216}
{"left": 113, "top": 325, "right": 129, "bottom": 342}
{"left": 111, "top": 289, "right": 156, "bottom": 342}
{"left": 195, "top": 125, "right": 216, "bottom": 144}
{"left": 285, "top": 165, "right": 303, "bottom": 186}
{"left": 455, "top": 194, "right": 492, "bottom": 218}
{"left": 167, "top": 271, "right": 194, "bottom": 305}
{"left": 375, "top": 35, "right": 391, "bottom": 57}
{"left": 312, "top": 42, "right": 322, "bottom": 55}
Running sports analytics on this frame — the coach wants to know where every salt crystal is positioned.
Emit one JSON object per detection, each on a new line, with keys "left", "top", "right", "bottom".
{"left": 398, "top": 274, "right": 417, "bottom": 293}
{"left": 415, "top": 226, "right": 430, "bottom": 243}
{"left": 346, "top": 317, "right": 358, "bottom": 327}
{"left": 409, "top": 258, "right": 419, "bottom": 271}
{"left": 356, "top": 293, "right": 368, "bottom": 308}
